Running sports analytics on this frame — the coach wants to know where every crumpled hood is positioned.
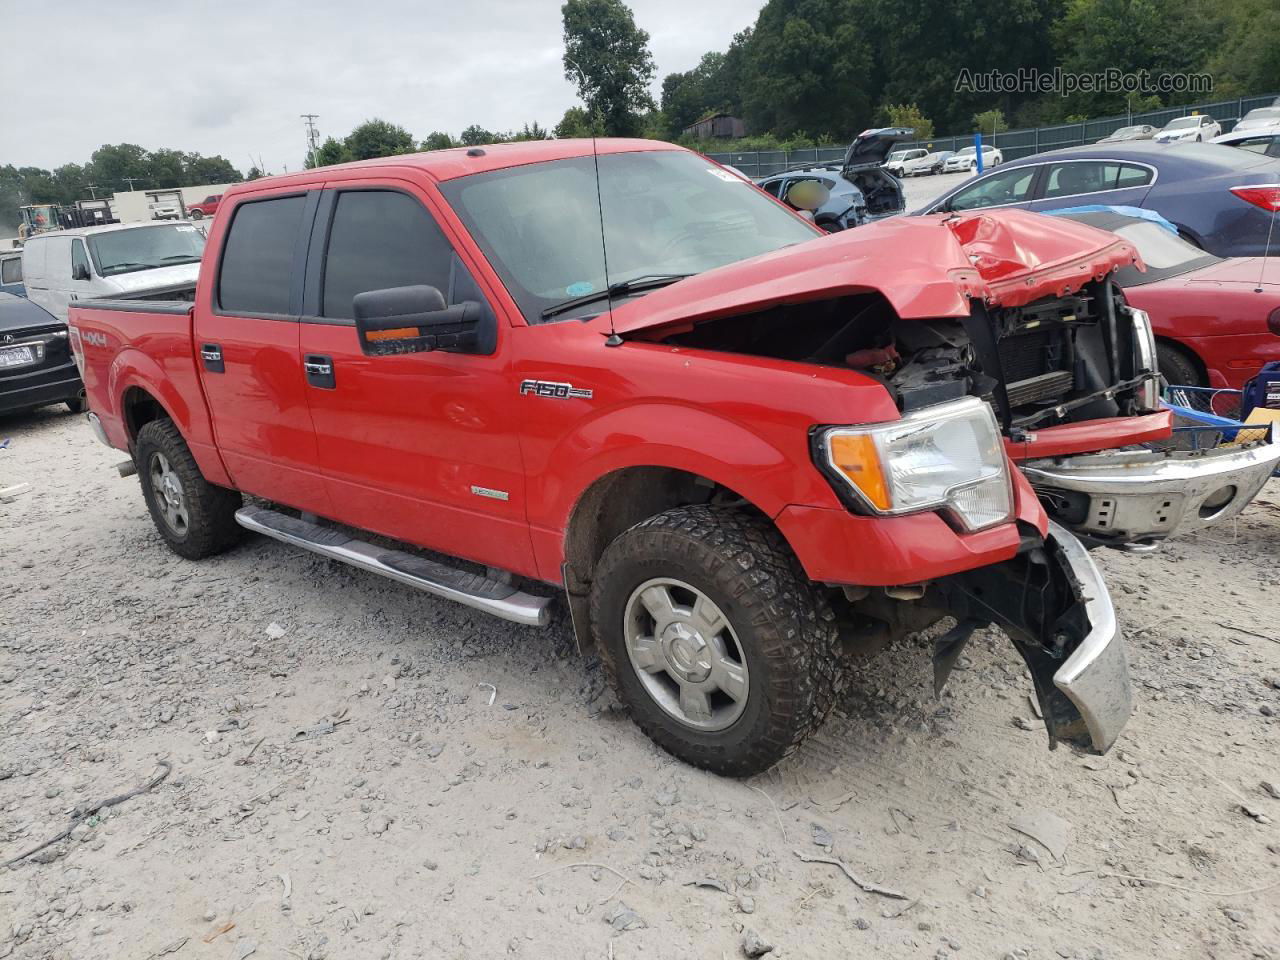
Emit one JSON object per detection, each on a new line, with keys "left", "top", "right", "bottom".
{"left": 100, "top": 263, "right": 199, "bottom": 297}
{"left": 611, "top": 209, "right": 1143, "bottom": 336}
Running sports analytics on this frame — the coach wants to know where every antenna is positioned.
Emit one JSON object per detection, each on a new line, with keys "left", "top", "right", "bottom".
{"left": 564, "top": 55, "right": 620, "bottom": 347}
{"left": 1257, "top": 195, "right": 1278, "bottom": 294}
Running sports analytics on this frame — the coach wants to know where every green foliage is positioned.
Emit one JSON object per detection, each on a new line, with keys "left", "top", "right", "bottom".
{"left": 343, "top": 119, "right": 415, "bottom": 161}
{"left": 459, "top": 125, "right": 495, "bottom": 146}
{"left": 1208, "top": 0, "right": 1280, "bottom": 96}
{"left": 311, "top": 137, "right": 354, "bottom": 168}
{"left": 736, "top": 0, "right": 874, "bottom": 139}
{"left": 660, "top": 50, "right": 739, "bottom": 137}
{"left": 971, "top": 108, "right": 1008, "bottom": 134}
{"left": 421, "top": 131, "right": 457, "bottom": 151}
{"left": 554, "top": 106, "right": 600, "bottom": 138}
{"left": 879, "top": 103, "right": 933, "bottom": 139}
{"left": 246, "top": 166, "right": 265, "bottom": 181}
{"left": 562, "top": 0, "right": 656, "bottom": 136}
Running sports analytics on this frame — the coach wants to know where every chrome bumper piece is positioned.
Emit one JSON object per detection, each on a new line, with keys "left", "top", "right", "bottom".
{"left": 1023, "top": 436, "right": 1280, "bottom": 545}
{"left": 86, "top": 412, "right": 111, "bottom": 447}
{"left": 1046, "top": 521, "right": 1131, "bottom": 754}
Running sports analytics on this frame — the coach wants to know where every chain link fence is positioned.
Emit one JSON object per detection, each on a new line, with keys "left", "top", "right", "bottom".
{"left": 709, "top": 92, "right": 1280, "bottom": 178}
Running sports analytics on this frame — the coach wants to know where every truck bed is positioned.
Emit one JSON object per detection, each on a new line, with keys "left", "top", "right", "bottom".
{"left": 68, "top": 298, "right": 230, "bottom": 487}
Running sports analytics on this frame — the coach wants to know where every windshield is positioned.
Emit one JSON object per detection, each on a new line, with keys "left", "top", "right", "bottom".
{"left": 1164, "top": 117, "right": 1199, "bottom": 130}
{"left": 1114, "top": 126, "right": 1143, "bottom": 136}
{"left": 1243, "top": 108, "right": 1280, "bottom": 123}
{"left": 957, "top": 147, "right": 976, "bottom": 156}
{"left": 1110, "top": 221, "right": 1220, "bottom": 285}
{"left": 87, "top": 224, "right": 206, "bottom": 277}
{"left": 441, "top": 150, "right": 820, "bottom": 323}
{"left": 888, "top": 151, "right": 908, "bottom": 162}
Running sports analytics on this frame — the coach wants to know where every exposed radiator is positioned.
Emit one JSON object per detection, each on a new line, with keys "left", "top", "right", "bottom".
{"left": 1006, "top": 370, "right": 1074, "bottom": 406}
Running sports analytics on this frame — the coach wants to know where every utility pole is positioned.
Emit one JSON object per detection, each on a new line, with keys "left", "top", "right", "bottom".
{"left": 301, "top": 114, "right": 320, "bottom": 168}
{"left": 85, "top": 185, "right": 100, "bottom": 200}
{"left": 121, "top": 177, "right": 144, "bottom": 192}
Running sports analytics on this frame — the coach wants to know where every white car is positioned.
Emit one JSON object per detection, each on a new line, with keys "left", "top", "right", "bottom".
{"left": 1153, "top": 114, "right": 1221, "bottom": 144}
{"left": 148, "top": 200, "right": 182, "bottom": 220}
{"left": 942, "top": 145, "right": 1002, "bottom": 173}
{"left": 884, "top": 148, "right": 928, "bottom": 177}
{"left": 1231, "top": 106, "right": 1280, "bottom": 134}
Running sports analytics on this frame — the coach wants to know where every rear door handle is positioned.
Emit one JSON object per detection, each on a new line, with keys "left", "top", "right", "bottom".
{"left": 304, "top": 354, "right": 335, "bottom": 389}
{"left": 201, "top": 343, "right": 224, "bottom": 373}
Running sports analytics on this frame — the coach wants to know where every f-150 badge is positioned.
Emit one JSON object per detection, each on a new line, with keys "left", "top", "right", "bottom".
{"left": 519, "top": 379, "right": 592, "bottom": 400}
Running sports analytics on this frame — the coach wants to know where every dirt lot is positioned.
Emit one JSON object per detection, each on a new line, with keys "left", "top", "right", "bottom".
{"left": 2, "top": 406, "right": 1278, "bottom": 960}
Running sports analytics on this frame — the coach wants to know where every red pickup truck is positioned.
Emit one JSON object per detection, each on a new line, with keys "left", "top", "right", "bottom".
{"left": 186, "top": 194, "right": 222, "bottom": 220}
{"left": 67, "top": 140, "right": 1280, "bottom": 776}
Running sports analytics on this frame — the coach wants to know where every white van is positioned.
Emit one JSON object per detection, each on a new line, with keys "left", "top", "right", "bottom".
{"left": 21, "top": 222, "right": 204, "bottom": 323}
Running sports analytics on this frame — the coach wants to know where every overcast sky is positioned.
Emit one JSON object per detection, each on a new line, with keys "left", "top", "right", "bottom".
{"left": 6, "top": 0, "right": 757, "bottom": 177}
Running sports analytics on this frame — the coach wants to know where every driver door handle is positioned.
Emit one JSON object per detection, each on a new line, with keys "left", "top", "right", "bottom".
{"left": 304, "top": 354, "right": 335, "bottom": 389}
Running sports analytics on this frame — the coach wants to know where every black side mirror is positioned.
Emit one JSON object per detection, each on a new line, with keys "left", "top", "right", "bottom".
{"left": 352, "top": 284, "right": 487, "bottom": 356}
{"left": 73, "top": 263, "right": 90, "bottom": 281}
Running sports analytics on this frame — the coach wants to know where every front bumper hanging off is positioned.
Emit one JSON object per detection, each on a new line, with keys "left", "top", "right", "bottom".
{"left": 935, "top": 521, "right": 1131, "bottom": 754}
{"left": 1022, "top": 434, "right": 1280, "bottom": 548}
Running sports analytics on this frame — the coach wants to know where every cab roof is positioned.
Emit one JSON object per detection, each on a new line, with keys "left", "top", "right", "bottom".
{"left": 232, "top": 138, "right": 686, "bottom": 196}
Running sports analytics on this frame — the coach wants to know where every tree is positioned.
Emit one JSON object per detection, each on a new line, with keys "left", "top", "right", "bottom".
{"left": 880, "top": 103, "right": 933, "bottom": 140}
{"left": 1205, "top": 0, "right": 1280, "bottom": 96}
{"left": 184, "top": 154, "right": 242, "bottom": 185}
{"left": 246, "top": 166, "right": 265, "bottom": 181}
{"left": 343, "top": 119, "right": 415, "bottom": 161}
{"left": 1053, "top": 0, "right": 1223, "bottom": 114}
{"left": 562, "top": 0, "right": 656, "bottom": 137}
{"left": 311, "top": 136, "right": 353, "bottom": 168}
{"left": 553, "top": 106, "right": 599, "bottom": 138}
{"left": 86, "top": 143, "right": 149, "bottom": 189}
{"left": 661, "top": 51, "right": 736, "bottom": 137}
{"left": 460, "top": 125, "right": 495, "bottom": 146}
{"left": 421, "top": 131, "right": 457, "bottom": 151}
{"left": 513, "top": 121, "right": 550, "bottom": 141}
{"left": 971, "top": 108, "right": 1008, "bottom": 134}
{"left": 736, "top": 0, "right": 875, "bottom": 140}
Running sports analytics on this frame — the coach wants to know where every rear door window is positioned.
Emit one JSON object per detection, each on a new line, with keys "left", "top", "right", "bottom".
{"left": 217, "top": 195, "right": 307, "bottom": 315}
{"left": 320, "top": 190, "right": 454, "bottom": 320}
{"left": 2, "top": 256, "right": 21, "bottom": 284}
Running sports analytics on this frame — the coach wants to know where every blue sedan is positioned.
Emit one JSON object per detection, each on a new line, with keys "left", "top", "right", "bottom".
{"left": 914, "top": 142, "right": 1280, "bottom": 257}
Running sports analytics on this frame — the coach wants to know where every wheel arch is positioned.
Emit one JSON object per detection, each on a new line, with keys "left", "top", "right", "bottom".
{"left": 561, "top": 465, "right": 782, "bottom": 650}
{"left": 1155, "top": 336, "right": 1208, "bottom": 386}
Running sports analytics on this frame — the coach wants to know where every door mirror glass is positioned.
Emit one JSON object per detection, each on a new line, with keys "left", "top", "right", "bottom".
{"left": 352, "top": 284, "right": 486, "bottom": 356}
{"left": 72, "top": 262, "right": 91, "bottom": 281}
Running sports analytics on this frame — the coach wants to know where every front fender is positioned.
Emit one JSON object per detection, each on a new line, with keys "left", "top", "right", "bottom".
{"left": 538, "top": 401, "right": 837, "bottom": 528}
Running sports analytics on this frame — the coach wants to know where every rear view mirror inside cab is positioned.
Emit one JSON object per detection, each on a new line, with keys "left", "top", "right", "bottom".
{"left": 352, "top": 284, "right": 493, "bottom": 356}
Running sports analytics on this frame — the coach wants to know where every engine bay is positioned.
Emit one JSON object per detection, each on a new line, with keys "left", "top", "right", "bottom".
{"left": 648, "top": 281, "right": 1152, "bottom": 432}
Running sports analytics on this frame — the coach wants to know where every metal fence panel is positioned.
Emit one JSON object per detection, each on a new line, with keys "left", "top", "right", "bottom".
{"left": 707, "top": 92, "right": 1280, "bottom": 176}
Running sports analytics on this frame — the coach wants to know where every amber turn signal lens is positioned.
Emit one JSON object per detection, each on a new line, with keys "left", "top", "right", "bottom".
{"left": 827, "top": 433, "right": 890, "bottom": 511}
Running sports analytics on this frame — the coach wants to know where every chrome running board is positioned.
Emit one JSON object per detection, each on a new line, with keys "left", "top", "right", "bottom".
{"left": 235, "top": 506, "right": 552, "bottom": 627}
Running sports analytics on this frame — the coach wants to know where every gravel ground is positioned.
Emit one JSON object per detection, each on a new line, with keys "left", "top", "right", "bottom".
{"left": 2, "top": 405, "right": 1278, "bottom": 960}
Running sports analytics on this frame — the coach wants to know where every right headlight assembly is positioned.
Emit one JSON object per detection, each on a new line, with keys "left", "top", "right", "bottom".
{"left": 816, "top": 396, "right": 1014, "bottom": 533}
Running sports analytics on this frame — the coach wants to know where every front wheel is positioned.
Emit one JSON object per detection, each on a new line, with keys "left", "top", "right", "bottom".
{"left": 590, "top": 506, "right": 843, "bottom": 777}
{"left": 135, "top": 419, "right": 243, "bottom": 560}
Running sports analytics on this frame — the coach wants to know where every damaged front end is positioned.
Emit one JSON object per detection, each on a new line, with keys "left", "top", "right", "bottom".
{"left": 931, "top": 521, "right": 1129, "bottom": 753}
{"left": 848, "top": 519, "right": 1131, "bottom": 754}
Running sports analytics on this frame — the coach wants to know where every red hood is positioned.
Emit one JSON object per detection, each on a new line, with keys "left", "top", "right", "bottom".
{"left": 1182, "top": 256, "right": 1280, "bottom": 287}
{"left": 611, "top": 209, "right": 1142, "bottom": 335}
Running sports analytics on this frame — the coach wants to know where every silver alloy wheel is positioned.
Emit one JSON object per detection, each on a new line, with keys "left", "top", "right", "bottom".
{"left": 149, "top": 452, "right": 189, "bottom": 535}
{"left": 623, "top": 577, "right": 749, "bottom": 731}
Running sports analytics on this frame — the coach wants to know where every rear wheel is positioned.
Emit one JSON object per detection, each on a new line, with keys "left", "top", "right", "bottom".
{"left": 1157, "top": 341, "right": 1204, "bottom": 388}
{"left": 190, "top": 209, "right": 203, "bottom": 220}
{"left": 590, "top": 505, "right": 843, "bottom": 777}
{"left": 135, "top": 419, "right": 243, "bottom": 560}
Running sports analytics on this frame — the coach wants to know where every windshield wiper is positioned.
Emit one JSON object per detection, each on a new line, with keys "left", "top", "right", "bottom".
{"left": 156, "top": 254, "right": 201, "bottom": 263}
{"left": 540, "top": 274, "right": 693, "bottom": 320}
